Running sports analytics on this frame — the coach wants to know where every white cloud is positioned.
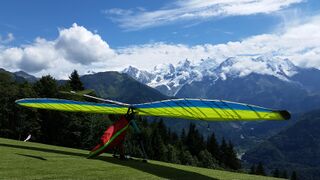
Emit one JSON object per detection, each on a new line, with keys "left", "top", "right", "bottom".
{"left": 113, "top": 14, "right": 320, "bottom": 70}
{"left": 55, "top": 23, "right": 115, "bottom": 65}
{"left": 104, "top": 8, "right": 134, "bottom": 16}
{"left": 105, "top": 0, "right": 303, "bottom": 30}
{"left": 1, "top": 14, "right": 320, "bottom": 79}
{"left": 0, "top": 23, "right": 115, "bottom": 78}
{"left": 0, "top": 33, "right": 14, "bottom": 43}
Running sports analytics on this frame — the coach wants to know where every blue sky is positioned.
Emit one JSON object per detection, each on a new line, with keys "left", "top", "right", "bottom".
{"left": 1, "top": 0, "right": 320, "bottom": 78}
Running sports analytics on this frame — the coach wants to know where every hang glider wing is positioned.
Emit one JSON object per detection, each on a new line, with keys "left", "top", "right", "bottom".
{"left": 16, "top": 98, "right": 290, "bottom": 121}
{"left": 132, "top": 99, "right": 290, "bottom": 121}
{"left": 15, "top": 98, "right": 128, "bottom": 114}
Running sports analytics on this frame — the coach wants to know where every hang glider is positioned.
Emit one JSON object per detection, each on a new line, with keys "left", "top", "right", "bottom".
{"left": 16, "top": 95, "right": 290, "bottom": 160}
{"left": 15, "top": 98, "right": 290, "bottom": 121}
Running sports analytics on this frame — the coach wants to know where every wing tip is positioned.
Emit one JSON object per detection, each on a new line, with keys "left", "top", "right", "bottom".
{"left": 278, "top": 110, "right": 291, "bottom": 120}
{"left": 15, "top": 99, "right": 25, "bottom": 104}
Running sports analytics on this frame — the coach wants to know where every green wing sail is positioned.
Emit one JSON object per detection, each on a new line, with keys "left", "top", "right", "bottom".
{"left": 16, "top": 98, "right": 290, "bottom": 121}
{"left": 132, "top": 99, "right": 290, "bottom": 121}
{"left": 16, "top": 98, "right": 128, "bottom": 114}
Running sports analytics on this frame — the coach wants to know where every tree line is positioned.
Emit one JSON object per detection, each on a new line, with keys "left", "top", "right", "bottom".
{"left": 250, "top": 163, "right": 298, "bottom": 180}
{"left": 125, "top": 118, "right": 241, "bottom": 170}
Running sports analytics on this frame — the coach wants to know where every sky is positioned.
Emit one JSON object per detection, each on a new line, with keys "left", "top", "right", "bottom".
{"left": 0, "top": 0, "right": 320, "bottom": 79}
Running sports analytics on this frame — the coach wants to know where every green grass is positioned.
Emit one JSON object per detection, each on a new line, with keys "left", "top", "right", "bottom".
{"left": 0, "top": 138, "right": 282, "bottom": 180}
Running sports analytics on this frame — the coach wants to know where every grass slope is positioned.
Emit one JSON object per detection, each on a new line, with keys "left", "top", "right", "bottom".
{"left": 0, "top": 138, "right": 282, "bottom": 180}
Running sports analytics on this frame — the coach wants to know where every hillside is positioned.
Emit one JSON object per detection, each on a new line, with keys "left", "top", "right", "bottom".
{"left": 0, "top": 138, "right": 282, "bottom": 180}
{"left": 80, "top": 71, "right": 169, "bottom": 104}
{"left": 0, "top": 68, "right": 34, "bottom": 83}
{"left": 243, "top": 109, "right": 320, "bottom": 179}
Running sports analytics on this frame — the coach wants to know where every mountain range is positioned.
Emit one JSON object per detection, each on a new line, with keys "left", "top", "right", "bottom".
{"left": 123, "top": 56, "right": 320, "bottom": 146}
{"left": 123, "top": 56, "right": 320, "bottom": 107}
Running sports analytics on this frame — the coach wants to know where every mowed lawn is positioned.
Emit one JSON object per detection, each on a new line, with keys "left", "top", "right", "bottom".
{"left": 0, "top": 138, "right": 283, "bottom": 180}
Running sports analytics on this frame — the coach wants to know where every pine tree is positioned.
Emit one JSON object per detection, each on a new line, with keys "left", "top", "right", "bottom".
{"left": 150, "top": 128, "right": 167, "bottom": 161}
{"left": 198, "top": 150, "right": 218, "bottom": 168}
{"left": 225, "top": 141, "right": 241, "bottom": 170}
{"left": 186, "top": 123, "right": 205, "bottom": 156}
{"left": 157, "top": 119, "right": 168, "bottom": 144}
{"left": 207, "top": 132, "right": 220, "bottom": 162}
{"left": 291, "top": 171, "right": 297, "bottom": 180}
{"left": 33, "top": 75, "right": 58, "bottom": 98}
{"left": 220, "top": 138, "right": 228, "bottom": 167}
{"left": 181, "top": 128, "right": 186, "bottom": 143}
{"left": 249, "top": 165, "right": 256, "bottom": 174}
{"left": 256, "top": 162, "right": 266, "bottom": 176}
{"left": 272, "top": 168, "right": 280, "bottom": 177}
{"left": 282, "top": 170, "right": 288, "bottom": 179}
{"left": 166, "top": 144, "right": 180, "bottom": 164}
{"left": 69, "top": 70, "right": 84, "bottom": 91}
{"left": 179, "top": 150, "right": 196, "bottom": 166}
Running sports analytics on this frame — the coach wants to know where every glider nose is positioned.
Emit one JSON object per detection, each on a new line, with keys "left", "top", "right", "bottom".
{"left": 278, "top": 110, "right": 291, "bottom": 120}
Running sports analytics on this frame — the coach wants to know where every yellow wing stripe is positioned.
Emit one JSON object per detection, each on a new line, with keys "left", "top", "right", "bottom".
{"left": 16, "top": 98, "right": 128, "bottom": 114}
{"left": 136, "top": 107, "right": 286, "bottom": 121}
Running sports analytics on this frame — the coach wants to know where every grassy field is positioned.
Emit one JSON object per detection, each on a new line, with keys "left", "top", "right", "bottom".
{"left": 0, "top": 138, "right": 283, "bottom": 180}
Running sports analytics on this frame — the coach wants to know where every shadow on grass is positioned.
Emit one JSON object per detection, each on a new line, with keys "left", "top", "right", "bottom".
{"left": 16, "top": 153, "right": 47, "bottom": 161}
{"left": 0, "top": 143, "right": 216, "bottom": 180}
{"left": 96, "top": 156, "right": 216, "bottom": 180}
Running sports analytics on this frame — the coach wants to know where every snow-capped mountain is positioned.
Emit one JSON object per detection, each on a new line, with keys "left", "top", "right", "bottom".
{"left": 215, "top": 56, "right": 298, "bottom": 81}
{"left": 122, "top": 56, "right": 304, "bottom": 96}
{"left": 122, "top": 66, "right": 155, "bottom": 84}
{"left": 122, "top": 57, "right": 219, "bottom": 96}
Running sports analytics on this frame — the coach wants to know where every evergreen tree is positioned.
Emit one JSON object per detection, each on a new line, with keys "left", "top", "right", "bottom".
{"left": 180, "top": 128, "right": 186, "bottom": 143}
{"left": 33, "top": 75, "right": 58, "bottom": 98}
{"left": 272, "top": 168, "right": 280, "bottom": 178}
{"left": 198, "top": 150, "right": 218, "bottom": 168}
{"left": 225, "top": 141, "right": 241, "bottom": 170}
{"left": 186, "top": 123, "right": 205, "bottom": 156}
{"left": 281, "top": 170, "right": 288, "bottom": 179}
{"left": 168, "top": 130, "right": 178, "bottom": 145}
{"left": 150, "top": 128, "right": 167, "bottom": 161}
{"left": 249, "top": 165, "right": 256, "bottom": 174}
{"left": 207, "top": 132, "right": 220, "bottom": 162}
{"left": 256, "top": 162, "right": 266, "bottom": 176}
{"left": 220, "top": 138, "right": 228, "bottom": 167}
{"left": 179, "top": 150, "right": 197, "bottom": 166}
{"left": 166, "top": 144, "right": 180, "bottom": 164}
{"left": 157, "top": 119, "right": 168, "bottom": 144}
{"left": 69, "top": 70, "right": 84, "bottom": 91}
{"left": 291, "top": 171, "right": 297, "bottom": 180}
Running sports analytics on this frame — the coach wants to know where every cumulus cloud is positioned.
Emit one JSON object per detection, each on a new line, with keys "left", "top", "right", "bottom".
{"left": 0, "top": 23, "right": 115, "bottom": 77}
{"left": 56, "top": 23, "right": 115, "bottom": 65}
{"left": 105, "top": 0, "right": 303, "bottom": 30}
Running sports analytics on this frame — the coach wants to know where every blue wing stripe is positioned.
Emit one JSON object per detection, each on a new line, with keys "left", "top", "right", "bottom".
{"left": 133, "top": 99, "right": 271, "bottom": 112}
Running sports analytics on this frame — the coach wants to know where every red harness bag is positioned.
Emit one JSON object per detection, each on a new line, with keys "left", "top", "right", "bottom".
{"left": 88, "top": 115, "right": 129, "bottom": 158}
